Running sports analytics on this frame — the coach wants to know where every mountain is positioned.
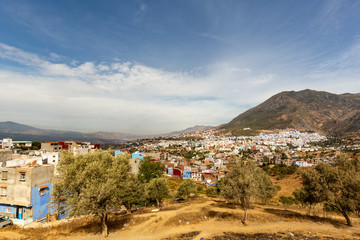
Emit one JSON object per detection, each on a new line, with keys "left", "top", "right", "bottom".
{"left": 167, "top": 125, "right": 214, "bottom": 136}
{"left": 0, "top": 122, "right": 213, "bottom": 143}
{"left": 0, "top": 121, "right": 39, "bottom": 132}
{"left": 221, "top": 89, "right": 360, "bottom": 136}
{"left": 0, "top": 121, "right": 142, "bottom": 143}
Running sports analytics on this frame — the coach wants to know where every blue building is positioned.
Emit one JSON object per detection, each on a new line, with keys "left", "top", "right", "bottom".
{"left": 132, "top": 152, "right": 144, "bottom": 160}
{"left": 183, "top": 169, "right": 192, "bottom": 179}
{"left": 0, "top": 165, "right": 64, "bottom": 226}
{"left": 114, "top": 150, "right": 128, "bottom": 158}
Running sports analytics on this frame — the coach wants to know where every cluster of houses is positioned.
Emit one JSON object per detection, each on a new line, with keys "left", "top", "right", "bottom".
{"left": 0, "top": 129, "right": 355, "bottom": 226}
{"left": 0, "top": 139, "right": 100, "bottom": 226}
{"left": 125, "top": 130, "right": 347, "bottom": 186}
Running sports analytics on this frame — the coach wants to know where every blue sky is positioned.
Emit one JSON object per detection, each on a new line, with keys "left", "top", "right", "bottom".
{"left": 0, "top": 0, "right": 360, "bottom": 134}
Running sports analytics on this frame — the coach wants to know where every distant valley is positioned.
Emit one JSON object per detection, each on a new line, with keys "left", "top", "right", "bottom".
{"left": 0, "top": 121, "right": 213, "bottom": 143}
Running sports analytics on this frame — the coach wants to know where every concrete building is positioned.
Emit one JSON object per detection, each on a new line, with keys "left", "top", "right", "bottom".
{"left": 0, "top": 139, "right": 32, "bottom": 149}
{"left": 114, "top": 150, "right": 140, "bottom": 174}
{"left": 145, "top": 152, "right": 169, "bottom": 161}
{"left": 129, "top": 159, "right": 141, "bottom": 175}
{"left": 293, "top": 160, "right": 314, "bottom": 167}
{"left": 5, "top": 157, "right": 43, "bottom": 168}
{"left": 0, "top": 139, "right": 13, "bottom": 149}
{"left": 41, "top": 152, "right": 60, "bottom": 165}
{"left": 68, "top": 142, "right": 100, "bottom": 156}
{"left": 0, "top": 150, "right": 12, "bottom": 167}
{"left": 0, "top": 165, "right": 55, "bottom": 226}
{"left": 41, "top": 142, "right": 62, "bottom": 152}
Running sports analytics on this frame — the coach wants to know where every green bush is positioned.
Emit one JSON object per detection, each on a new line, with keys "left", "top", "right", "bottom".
{"left": 279, "top": 196, "right": 296, "bottom": 206}
{"left": 206, "top": 186, "right": 219, "bottom": 196}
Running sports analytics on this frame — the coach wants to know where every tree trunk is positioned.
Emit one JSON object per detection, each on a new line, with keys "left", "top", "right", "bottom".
{"left": 241, "top": 207, "right": 248, "bottom": 225}
{"left": 101, "top": 213, "right": 109, "bottom": 240}
{"left": 341, "top": 211, "right": 352, "bottom": 226}
{"left": 56, "top": 203, "right": 60, "bottom": 220}
{"left": 156, "top": 198, "right": 160, "bottom": 208}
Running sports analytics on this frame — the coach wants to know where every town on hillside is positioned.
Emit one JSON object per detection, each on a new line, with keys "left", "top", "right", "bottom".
{"left": 0, "top": 129, "right": 359, "bottom": 227}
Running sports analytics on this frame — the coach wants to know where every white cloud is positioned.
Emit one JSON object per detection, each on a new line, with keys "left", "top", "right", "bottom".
{"left": 305, "top": 38, "right": 360, "bottom": 93}
{"left": 0, "top": 42, "right": 359, "bottom": 134}
{"left": 1, "top": 43, "right": 269, "bottom": 133}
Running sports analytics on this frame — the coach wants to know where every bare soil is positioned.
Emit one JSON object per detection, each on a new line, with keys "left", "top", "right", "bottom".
{"left": 0, "top": 196, "right": 359, "bottom": 240}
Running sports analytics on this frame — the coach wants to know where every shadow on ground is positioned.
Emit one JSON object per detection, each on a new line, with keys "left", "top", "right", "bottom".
{"left": 263, "top": 208, "right": 346, "bottom": 227}
{"left": 205, "top": 232, "right": 352, "bottom": 240}
{"left": 161, "top": 231, "right": 200, "bottom": 240}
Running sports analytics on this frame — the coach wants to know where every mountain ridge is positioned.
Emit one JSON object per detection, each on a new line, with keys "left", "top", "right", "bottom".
{"left": 167, "top": 125, "right": 214, "bottom": 136}
{"left": 221, "top": 89, "right": 360, "bottom": 136}
{"left": 0, "top": 122, "right": 212, "bottom": 143}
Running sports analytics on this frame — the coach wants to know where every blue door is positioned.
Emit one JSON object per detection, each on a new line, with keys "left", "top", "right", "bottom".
{"left": 17, "top": 207, "right": 23, "bottom": 219}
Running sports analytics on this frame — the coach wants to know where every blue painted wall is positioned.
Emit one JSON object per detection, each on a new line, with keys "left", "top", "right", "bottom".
{"left": 32, "top": 183, "right": 52, "bottom": 220}
{"left": 115, "top": 150, "right": 127, "bottom": 158}
{"left": 0, "top": 183, "right": 67, "bottom": 221}
{"left": 0, "top": 204, "right": 16, "bottom": 214}
{"left": 183, "top": 169, "right": 192, "bottom": 179}
{"left": 132, "top": 152, "right": 144, "bottom": 160}
{"left": 114, "top": 150, "right": 120, "bottom": 158}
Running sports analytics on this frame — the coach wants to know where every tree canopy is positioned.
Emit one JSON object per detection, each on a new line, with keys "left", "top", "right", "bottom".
{"left": 146, "top": 178, "right": 169, "bottom": 207}
{"left": 295, "top": 157, "right": 360, "bottom": 226}
{"left": 138, "top": 157, "right": 164, "bottom": 183}
{"left": 221, "top": 160, "right": 278, "bottom": 224}
{"left": 175, "top": 179, "right": 196, "bottom": 200}
{"left": 52, "top": 150, "right": 138, "bottom": 239}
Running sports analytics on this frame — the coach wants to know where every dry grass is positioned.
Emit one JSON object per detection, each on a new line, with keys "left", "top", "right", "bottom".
{"left": 0, "top": 214, "right": 151, "bottom": 240}
{"left": 272, "top": 173, "right": 303, "bottom": 198}
{"left": 1, "top": 195, "right": 359, "bottom": 240}
{"left": 161, "top": 231, "right": 200, "bottom": 240}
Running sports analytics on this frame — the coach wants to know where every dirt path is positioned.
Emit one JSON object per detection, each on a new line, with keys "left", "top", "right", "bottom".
{"left": 1, "top": 197, "right": 359, "bottom": 240}
{"left": 76, "top": 198, "right": 360, "bottom": 240}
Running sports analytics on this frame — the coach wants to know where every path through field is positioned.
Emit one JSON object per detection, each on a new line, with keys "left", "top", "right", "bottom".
{"left": 1, "top": 197, "right": 359, "bottom": 240}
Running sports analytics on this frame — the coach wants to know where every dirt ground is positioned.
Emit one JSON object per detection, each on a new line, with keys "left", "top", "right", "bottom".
{"left": 1, "top": 196, "right": 359, "bottom": 240}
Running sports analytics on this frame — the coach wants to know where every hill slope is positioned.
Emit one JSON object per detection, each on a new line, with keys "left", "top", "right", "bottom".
{"left": 0, "top": 122, "right": 213, "bottom": 142}
{"left": 0, "top": 121, "right": 39, "bottom": 132}
{"left": 0, "top": 121, "right": 142, "bottom": 143}
{"left": 222, "top": 89, "right": 360, "bottom": 136}
{"left": 167, "top": 125, "right": 214, "bottom": 136}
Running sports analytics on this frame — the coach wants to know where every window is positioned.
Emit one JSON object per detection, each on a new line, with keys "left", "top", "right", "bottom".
{"left": 1, "top": 171, "right": 7, "bottom": 180}
{"left": 5, "top": 207, "right": 11, "bottom": 213}
{"left": 1, "top": 186, "right": 6, "bottom": 196}
{"left": 19, "top": 173, "right": 26, "bottom": 181}
{"left": 39, "top": 189, "right": 46, "bottom": 196}
{"left": 39, "top": 185, "right": 48, "bottom": 196}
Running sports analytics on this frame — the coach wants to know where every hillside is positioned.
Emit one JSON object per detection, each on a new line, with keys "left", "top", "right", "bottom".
{"left": 0, "top": 122, "right": 213, "bottom": 143}
{"left": 0, "top": 121, "right": 142, "bottom": 143}
{"left": 167, "top": 125, "right": 214, "bottom": 136}
{"left": 222, "top": 89, "right": 360, "bottom": 136}
{"left": 1, "top": 195, "right": 359, "bottom": 240}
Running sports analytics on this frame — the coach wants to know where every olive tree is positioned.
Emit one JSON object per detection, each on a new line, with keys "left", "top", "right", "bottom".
{"left": 52, "top": 150, "right": 138, "bottom": 239}
{"left": 146, "top": 178, "right": 169, "bottom": 208}
{"left": 296, "top": 157, "right": 360, "bottom": 226}
{"left": 221, "top": 160, "right": 277, "bottom": 225}
{"left": 138, "top": 157, "right": 164, "bottom": 183}
{"left": 175, "top": 179, "right": 196, "bottom": 199}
